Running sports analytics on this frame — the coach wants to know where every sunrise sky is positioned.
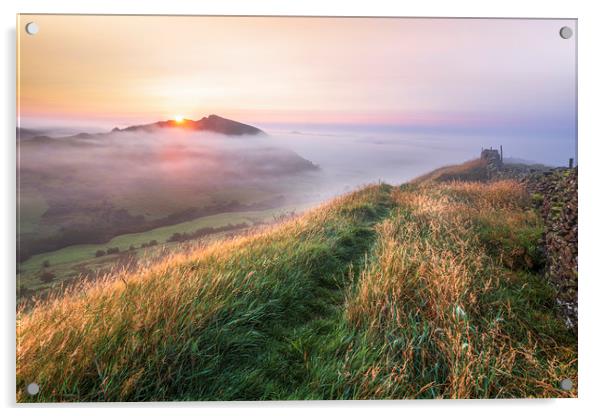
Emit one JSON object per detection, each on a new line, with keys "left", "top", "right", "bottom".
{"left": 18, "top": 15, "right": 576, "bottom": 136}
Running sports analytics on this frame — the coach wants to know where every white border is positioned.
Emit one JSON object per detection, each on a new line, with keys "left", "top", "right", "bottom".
{"left": 3, "top": 1, "right": 601, "bottom": 415}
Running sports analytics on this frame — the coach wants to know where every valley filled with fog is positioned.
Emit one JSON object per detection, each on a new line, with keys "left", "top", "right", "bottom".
{"left": 18, "top": 123, "right": 574, "bottom": 270}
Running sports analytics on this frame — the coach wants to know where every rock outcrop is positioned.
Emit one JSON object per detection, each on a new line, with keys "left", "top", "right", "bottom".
{"left": 522, "top": 168, "right": 578, "bottom": 332}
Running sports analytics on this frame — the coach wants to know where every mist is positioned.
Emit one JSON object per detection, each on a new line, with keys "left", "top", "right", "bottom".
{"left": 19, "top": 123, "right": 576, "bottom": 210}
{"left": 269, "top": 124, "right": 575, "bottom": 194}
{"left": 17, "top": 123, "right": 575, "bottom": 261}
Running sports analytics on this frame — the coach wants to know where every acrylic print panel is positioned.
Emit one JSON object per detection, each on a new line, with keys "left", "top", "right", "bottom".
{"left": 16, "top": 15, "right": 577, "bottom": 402}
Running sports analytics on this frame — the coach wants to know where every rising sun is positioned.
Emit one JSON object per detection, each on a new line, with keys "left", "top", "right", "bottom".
{"left": 174, "top": 115, "right": 184, "bottom": 123}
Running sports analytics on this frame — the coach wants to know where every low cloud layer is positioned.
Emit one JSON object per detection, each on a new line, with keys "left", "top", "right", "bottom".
{"left": 17, "top": 125, "right": 575, "bottom": 261}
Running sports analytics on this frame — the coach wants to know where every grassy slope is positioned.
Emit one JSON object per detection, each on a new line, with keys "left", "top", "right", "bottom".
{"left": 17, "top": 179, "right": 577, "bottom": 401}
{"left": 411, "top": 158, "right": 489, "bottom": 184}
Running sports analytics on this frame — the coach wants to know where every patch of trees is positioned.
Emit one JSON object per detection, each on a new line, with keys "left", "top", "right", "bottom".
{"left": 95, "top": 239, "right": 159, "bottom": 258}
{"left": 39, "top": 270, "right": 56, "bottom": 284}
{"left": 95, "top": 247, "right": 119, "bottom": 257}
{"left": 38, "top": 259, "right": 55, "bottom": 284}
{"left": 140, "top": 240, "right": 158, "bottom": 248}
{"left": 167, "top": 223, "right": 248, "bottom": 243}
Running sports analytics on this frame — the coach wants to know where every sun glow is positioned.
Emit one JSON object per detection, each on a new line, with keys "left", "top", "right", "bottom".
{"left": 174, "top": 115, "right": 184, "bottom": 123}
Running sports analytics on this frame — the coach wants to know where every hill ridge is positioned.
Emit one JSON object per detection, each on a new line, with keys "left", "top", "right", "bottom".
{"left": 112, "top": 114, "right": 266, "bottom": 136}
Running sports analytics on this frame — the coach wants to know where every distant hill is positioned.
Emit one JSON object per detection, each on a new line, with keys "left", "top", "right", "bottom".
{"left": 16, "top": 127, "right": 47, "bottom": 140}
{"left": 18, "top": 115, "right": 266, "bottom": 144}
{"left": 112, "top": 114, "right": 266, "bottom": 136}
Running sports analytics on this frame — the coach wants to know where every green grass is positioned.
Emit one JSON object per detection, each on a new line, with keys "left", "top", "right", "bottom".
{"left": 17, "top": 180, "right": 576, "bottom": 402}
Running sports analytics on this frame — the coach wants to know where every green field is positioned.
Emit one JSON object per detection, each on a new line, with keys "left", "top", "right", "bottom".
{"left": 18, "top": 205, "right": 307, "bottom": 294}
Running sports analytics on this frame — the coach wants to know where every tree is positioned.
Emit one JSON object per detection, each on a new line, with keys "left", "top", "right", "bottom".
{"left": 95, "top": 250, "right": 106, "bottom": 257}
{"left": 168, "top": 233, "right": 183, "bottom": 242}
{"left": 39, "top": 270, "right": 56, "bottom": 284}
{"left": 42, "top": 260, "right": 50, "bottom": 268}
{"left": 148, "top": 240, "right": 158, "bottom": 246}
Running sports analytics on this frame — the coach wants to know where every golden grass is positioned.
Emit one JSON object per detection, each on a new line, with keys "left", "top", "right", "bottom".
{"left": 345, "top": 180, "right": 576, "bottom": 398}
{"left": 16, "top": 184, "right": 389, "bottom": 402}
{"left": 411, "top": 158, "right": 488, "bottom": 184}
{"left": 16, "top": 181, "right": 576, "bottom": 401}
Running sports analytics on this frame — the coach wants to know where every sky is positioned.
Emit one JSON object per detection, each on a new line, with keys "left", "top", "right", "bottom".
{"left": 18, "top": 15, "right": 576, "bottom": 140}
